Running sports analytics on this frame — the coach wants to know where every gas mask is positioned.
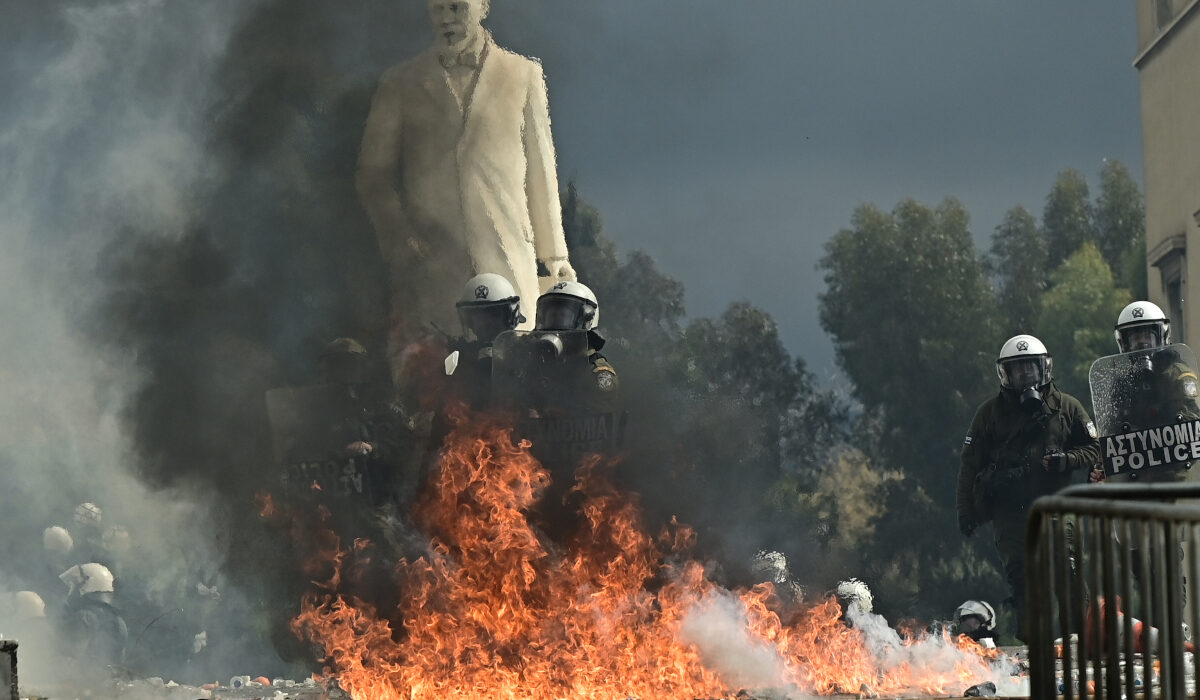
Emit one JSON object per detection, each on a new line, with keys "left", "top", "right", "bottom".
{"left": 1019, "top": 386, "right": 1044, "bottom": 413}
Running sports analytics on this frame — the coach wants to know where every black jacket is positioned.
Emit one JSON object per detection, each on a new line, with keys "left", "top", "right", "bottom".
{"left": 957, "top": 383, "right": 1100, "bottom": 527}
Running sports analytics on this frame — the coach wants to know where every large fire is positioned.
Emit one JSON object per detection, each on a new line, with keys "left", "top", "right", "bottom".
{"left": 287, "top": 417, "right": 1010, "bottom": 699}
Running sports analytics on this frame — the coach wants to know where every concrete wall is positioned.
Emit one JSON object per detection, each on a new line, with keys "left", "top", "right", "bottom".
{"left": 1136, "top": 0, "right": 1200, "bottom": 342}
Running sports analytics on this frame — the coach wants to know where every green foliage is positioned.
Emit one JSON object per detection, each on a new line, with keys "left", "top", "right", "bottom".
{"left": 1122, "top": 229, "right": 1148, "bottom": 299}
{"left": 819, "top": 198, "right": 999, "bottom": 501}
{"left": 817, "top": 197, "right": 1009, "bottom": 619}
{"left": 561, "top": 162, "right": 1144, "bottom": 627}
{"left": 987, "top": 206, "right": 1047, "bottom": 331}
{"left": 561, "top": 183, "right": 848, "bottom": 570}
{"left": 1033, "top": 242, "right": 1131, "bottom": 397}
{"left": 1044, "top": 169, "right": 1096, "bottom": 268}
{"left": 1095, "top": 160, "right": 1146, "bottom": 286}
{"left": 814, "top": 165, "right": 1144, "bottom": 622}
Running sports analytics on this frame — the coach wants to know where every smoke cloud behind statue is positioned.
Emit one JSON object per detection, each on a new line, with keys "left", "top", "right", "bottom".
{"left": 357, "top": 0, "right": 576, "bottom": 339}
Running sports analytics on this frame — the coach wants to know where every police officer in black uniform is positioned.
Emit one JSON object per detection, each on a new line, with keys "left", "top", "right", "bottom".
{"left": 1108, "top": 301, "right": 1200, "bottom": 483}
{"left": 318, "top": 337, "right": 408, "bottom": 510}
{"left": 421, "top": 273, "right": 528, "bottom": 502}
{"left": 443, "top": 273, "right": 527, "bottom": 411}
{"left": 1104, "top": 301, "right": 1200, "bottom": 621}
{"left": 532, "top": 280, "right": 618, "bottom": 411}
{"left": 957, "top": 334, "right": 1100, "bottom": 641}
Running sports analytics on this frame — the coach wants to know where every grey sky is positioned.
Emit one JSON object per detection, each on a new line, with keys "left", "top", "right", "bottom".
{"left": 487, "top": 2, "right": 1143, "bottom": 378}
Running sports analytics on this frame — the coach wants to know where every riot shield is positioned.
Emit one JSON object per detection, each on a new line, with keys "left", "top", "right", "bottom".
{"left": 1088, "top": 343, "right": 1200, "bottom": 477}
{"left": 491, "top": 329, "right": 625, "bottom": 464}
{"left": 264, "top": 383, "right": 369, "bottom": 499}
{"left": 491, "top": 329, "right": 592, "bottom": 414}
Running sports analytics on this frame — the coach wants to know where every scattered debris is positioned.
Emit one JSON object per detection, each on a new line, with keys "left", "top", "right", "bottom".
{"left": 963, "top": 679, "right": 997, "bottom": 696}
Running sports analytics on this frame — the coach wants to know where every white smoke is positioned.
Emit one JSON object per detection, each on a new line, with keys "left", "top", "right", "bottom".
{"left": 0, "top": 0, "right": 271, "bottom": 690}
{"left": 678, "top": 586, "right": 1028, "bottom": 698}
{"left": 679, "top": 589, "right": 813, "bottom": 699}
{"left": 843, "top": 605, "right": 1028, "bottom": 696}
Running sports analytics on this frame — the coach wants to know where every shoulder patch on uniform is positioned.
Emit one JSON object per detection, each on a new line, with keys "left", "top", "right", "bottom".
{"left": 595, "top": 369, "right": 617, "bottom": 392}
{"left": 1086, "top": 421, "right": 1098, "bottom": 439}
{"left": 1185, "top": 378, "right": 1199, "bottom": 398}
{"left": 963, "top": 435, "right": 973, "bottom": 446}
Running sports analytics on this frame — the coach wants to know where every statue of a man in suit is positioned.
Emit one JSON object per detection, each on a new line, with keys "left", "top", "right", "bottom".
{"left": 357, "top": 0, "right": 576, "bottom": 339}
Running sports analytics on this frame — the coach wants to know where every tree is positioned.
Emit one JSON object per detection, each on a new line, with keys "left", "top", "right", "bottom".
{"left": 1033, "top": 242, "right": 1131, "bottom": 398}
{"left": 988, "top": 206, "right": 1047, "bottom": 331}
{"left": 560, "top": 187, "right": 850, "bottom": 572}
{"left": 818, "top": 198, "right": 1009, "bottom": 618}
{"left": 1043, "top": 169, "right": 1096, "bottom": 268}
{"left": 1094, "top": 160, "right": 1147, "bottom": 295}
{"left": 819, "top": 198, "right": 999, "bottom": 498}
{"left": 1121, "top": 231, "right": 1148, "bottom": 300}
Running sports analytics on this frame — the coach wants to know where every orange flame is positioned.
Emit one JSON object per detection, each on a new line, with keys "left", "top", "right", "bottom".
{"left": 292, "top": 418, "right": 1005, "bottom": 699}
{"left": 255, "top": 489, "right": 277, "bottom": 519}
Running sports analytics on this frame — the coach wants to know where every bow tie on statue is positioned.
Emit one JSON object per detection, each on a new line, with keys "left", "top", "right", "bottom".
{"left": 439, "top": 47, "right": 483, "bottom": 70}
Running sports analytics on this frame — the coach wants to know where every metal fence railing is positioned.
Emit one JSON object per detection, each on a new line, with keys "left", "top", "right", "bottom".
{"left": 1028, "top": 483, "right": 1200, "bottom": 699}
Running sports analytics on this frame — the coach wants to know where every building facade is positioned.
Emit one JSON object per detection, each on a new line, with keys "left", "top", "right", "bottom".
{"left": 1136, "top": 0, "right": 1200, "bottom": 342}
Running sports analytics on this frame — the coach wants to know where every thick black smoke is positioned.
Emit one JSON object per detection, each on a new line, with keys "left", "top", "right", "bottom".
{"left": 0, "top": 0, "right": 852, "bottom": 688}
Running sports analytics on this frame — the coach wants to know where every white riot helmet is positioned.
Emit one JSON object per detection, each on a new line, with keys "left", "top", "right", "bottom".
{"left": 1115, "top": 301, "right": 1171, "bottom": 353}
{"left": 954, "top": 599, "right": 996, "bottom": 631}
{"left": 456, "top": 273, "right": 525, "bottom": 342}
{"left": 5, "top": 591, "right": 46, "bottom": 621}
{"left": 535, "top": 281, "right": 599, "bottom": 331}
{"left": 834, "top": 578, "right": 873, "bottom": 617}
{"left": 59, "top": 563, "right": 115, "bottom": 597}
{"left": 43, "top": 525, "right": 74, "bottom": 554}
{"left": 74, "top": 502, "right": 102, "bottom": 528}
{"left": 996, "top": 334, "right": 1053, "bottom": 391}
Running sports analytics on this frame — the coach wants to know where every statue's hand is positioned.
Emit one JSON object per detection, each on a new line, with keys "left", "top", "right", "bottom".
{"left": 544, "top": 258, "right": 577, "bottom": 282}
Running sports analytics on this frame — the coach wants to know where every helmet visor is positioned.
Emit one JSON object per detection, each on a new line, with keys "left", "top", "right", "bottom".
{"left": 999, "top": 356, "right": 1048, "bottom": 390}
{"left": 458, "top": 302, "right": 516, "bottom": 342}
{"left": 536, "top": 295, "right": 588, "bottom": 331}
{"left": 1119, "top": 323, "right": 1164, "bottom": 352}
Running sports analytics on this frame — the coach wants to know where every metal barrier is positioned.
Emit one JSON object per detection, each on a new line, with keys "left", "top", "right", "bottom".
{"left": 1028, "top": 483, "right": 1200, "bottom": 699}
{"left": 0, "top": 641, "right": 14, "bottom": 700}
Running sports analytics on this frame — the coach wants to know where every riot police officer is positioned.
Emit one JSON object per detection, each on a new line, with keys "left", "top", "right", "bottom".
{"left": 533, "top": 280, "right": 618, "bottom": 408}
{"left": 59, "top": 563, "right": 128, "bottom": 670}
{"left": 953, "top": 600, "right": 998, "bottom": 646}
{"left": 1101, "top": 302, "right": 1200, "bottom": 617}
{"left": 444, "top": 273, "right": 527, "bottom": 411}
{"left": 957, "top": 334, "right": 1100, "bottom": 640}
{"left": 1110, "top": 301, "right": 1200, "bottom": 481}
{"left": 423, "top": 274, "right": 528, "bottom": 500}
{"left": 316, "top": 338, "right": 407, "bottom": 506}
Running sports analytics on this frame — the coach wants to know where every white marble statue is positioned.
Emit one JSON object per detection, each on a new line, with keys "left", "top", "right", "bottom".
{"left": 357, "top": 0, "right": 576, "bottom": 334}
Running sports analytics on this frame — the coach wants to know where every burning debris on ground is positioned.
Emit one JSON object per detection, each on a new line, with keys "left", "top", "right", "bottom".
{"left": 260, "top": 415, "right": 1025, "bottom": 700}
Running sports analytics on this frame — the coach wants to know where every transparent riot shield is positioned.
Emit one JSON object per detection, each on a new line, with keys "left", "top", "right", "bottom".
{"left": 491, "top": 329, "right": 626, "bottom": 466}
{"left": 1088, "top": 343, "right": 1200, "bottom": 477}
{"left": 264, "top": 384, "right": 369, "bottom": 499}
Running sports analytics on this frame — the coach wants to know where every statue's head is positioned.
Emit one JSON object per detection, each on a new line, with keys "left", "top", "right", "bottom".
{"left": 428, "top": 0, "right": 490, "bottom": 51}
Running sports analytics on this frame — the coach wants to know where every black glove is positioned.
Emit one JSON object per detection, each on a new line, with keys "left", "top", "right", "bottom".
{"left": 1043, "top": 451, "right": 1069, "bottom": 473}
{"left": 959, "top": 515, "right": 977, "bottom": 537}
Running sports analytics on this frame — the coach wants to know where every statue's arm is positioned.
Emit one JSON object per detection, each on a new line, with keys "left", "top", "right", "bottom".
{"left": 523, "top": 62, "right": 569, "bottom": 264}
{"left": 356, "top": 68, "right": 411, "bottom": 263}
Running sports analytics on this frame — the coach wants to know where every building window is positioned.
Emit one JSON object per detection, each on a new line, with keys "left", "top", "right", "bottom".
{"left": 1166, "top": 275, "right": 1186, "bottom": 343}
{"left": 1151, "top": 234, "right": 1187, "bottom": 342}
